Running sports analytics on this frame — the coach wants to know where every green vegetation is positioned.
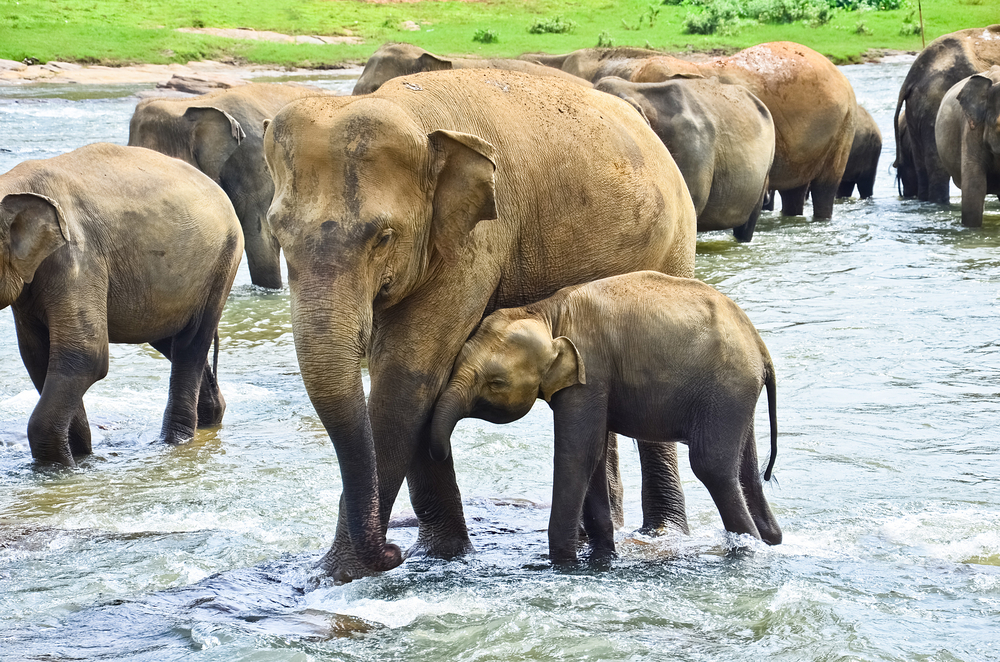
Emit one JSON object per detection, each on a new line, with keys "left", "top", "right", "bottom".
{"left": 0, "top": 0, "right": 997, "bottom": 67}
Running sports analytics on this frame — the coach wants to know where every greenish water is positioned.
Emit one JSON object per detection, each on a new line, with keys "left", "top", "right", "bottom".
{"left": 1, "top": 62, "right": 998, "bottom": 660}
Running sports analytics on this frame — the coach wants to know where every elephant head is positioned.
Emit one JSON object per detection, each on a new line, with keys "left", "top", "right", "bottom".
{"left": 263, "top": 97, "right": 497, "bottom": 572}
{"left": 429, "top": 312, "right": 585, "bottom": 462}
{"left": 128, "top": 102, "right": 246, "bottom": 183}
{"left": 353, "top": 43, "right": 454, "bottom": 95}
{"left": 956, "top": 66, "right": 1000, "bottom": 158}
{"left": 0, "top": 192, "right": 71, "bottom": 308}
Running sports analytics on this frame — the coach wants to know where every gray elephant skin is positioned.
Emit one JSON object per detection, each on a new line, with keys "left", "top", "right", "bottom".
{"left": 430, "top": 271, "right": 782, "bottom": 562}
{"left": 353, "top": 42, "right": 592, "bottom": 95}
{"left": 0, "top": 143, "right": 243, "bottom": 467}
{"left": 935, "top": 66, "right": 1000, "bottom": 227}
{"left": 894, "top": 24, "right": 1000, "bottom": 204}
{"left": 263, "top": 69, "right": 696, "bottom": 581}
{"left": 531, "top": 42, "right": 857, "bottom": 220}
{"left": 128, "top": 83, "right": 319, "bottom": 289}
{"left": 595, "top": 76, "right": 775, "bottom": 241}
{"left": 838, "top": 104, "right": 881, "bottom": 199}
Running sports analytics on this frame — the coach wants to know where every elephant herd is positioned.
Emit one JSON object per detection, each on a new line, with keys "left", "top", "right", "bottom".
{"left": 2, "top": 27, "right": 998, "bottom": 582}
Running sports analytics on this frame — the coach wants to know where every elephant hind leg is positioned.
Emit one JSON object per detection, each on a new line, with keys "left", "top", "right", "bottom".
{"left": 733, "top": 185, "right": 767, "bottom": 243}
{"left": 154, "top": 318, "right": 216, "bottom": 444}
{"left": 688, "top": 430, "right": 761, "bottom": 541}
{"left": 738, "top": 422, "right": 782, "bottom": 545}
{"left": 68, "top": 402, "right": 93, "bottom": 456}
{"left": 837, "top": 180, "right": 856, "bottom": 199}
{"left": 809, "top": 179, "right": 839, "bottom": 219}
{"left": 778, "top": 185, "right": 809, "bottom": 217}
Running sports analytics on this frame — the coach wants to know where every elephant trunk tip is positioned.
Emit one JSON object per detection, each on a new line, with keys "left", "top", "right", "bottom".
{"left": 374, "top": 542, "right": 404, "bottom": 571}
{"left": 428, "top": 439, "right": 451, "bottom": 462}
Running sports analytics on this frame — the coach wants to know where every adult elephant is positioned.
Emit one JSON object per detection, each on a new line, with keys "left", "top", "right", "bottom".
{"left": 353, "top": 43, "right": 592, "bottom": 94}
{"left": 595, "top": 76, "right": 775, "bottom": 241}
{"left": 534, "top": 43, "right": 857, "bottom": 219}
{"left": 522, "top": 47, "right": 674, "bottom": 82}
{"left": 129, "top": 83, "right": 320, "bottom": 289}
{"left": 893, "top": 25, "right": 1000, "bottom": 204}
{"left": 935, "top": 66, "right": 1000, "bottom": 227}
{"left": 838, "top": 105, "right": 881, "bottom": 199}
{"left": 0, "top": 143, "right": 243, "bottom": 466}
{"left": 263, "top": 69, "right": 697, "bottom": 581}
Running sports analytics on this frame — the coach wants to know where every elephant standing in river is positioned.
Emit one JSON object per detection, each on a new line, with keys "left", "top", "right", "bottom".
{"left": 263, "top": 69, "right": 696, "bottom": 581}
{"left": 128, "top": 83, "right": 320, "bottom": 289}
{"left": 935, "top": 66, "right": 1000, "bottom": 227}
{"left": 430, "top": 271, "right": 781, "bottom": 562}
{"left": 595, "top": 76, "right": 775, "bottom": 241}
{"left": 838, "top": 105, "right": 881, "bottom": 199}
{"left": 353, "top": 43, "right": 592, "bottom": 94}
{"left": 893, "top": 24, "right": 1000, "bottom": 204}
{"left": 0, "top": 143, "right": 243, "bottom": 467}
{"left": 532, "top": 42, "right": 857, "bottom": 219}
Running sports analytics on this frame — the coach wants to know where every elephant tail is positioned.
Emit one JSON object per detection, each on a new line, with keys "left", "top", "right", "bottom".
{"left": 762, "top": 359, "right": 778, "bottom": 482}
{"left": 212, "top": 330, "right": 220, "bottom": 376}
{"left": 892, "top": 85, "right": 910, "bottom": 194}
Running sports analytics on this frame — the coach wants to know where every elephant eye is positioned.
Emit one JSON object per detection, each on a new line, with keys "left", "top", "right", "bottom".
{"left": 376, "top": 228, "right": 393, "bottom": 247}
{"left": 488, "top": 377, "right": 508, "bottom": 389}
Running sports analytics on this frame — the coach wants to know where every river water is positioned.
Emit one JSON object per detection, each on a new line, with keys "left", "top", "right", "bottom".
{"left": 1, "top": 62, "right": 998, "bottom": 660}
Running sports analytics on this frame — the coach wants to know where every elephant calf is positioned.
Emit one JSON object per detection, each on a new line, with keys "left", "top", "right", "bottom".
{"left": 838, "top": 104, "right": 882, "bottom": 199}
{"left": 0, "top": 143, "right": 244, "bottom": 467}
{"left": 935, "top": 65, "right": 1000, "bottom": 227}
{"left": 430, "top": 271, "right": 782, "bottom": 563}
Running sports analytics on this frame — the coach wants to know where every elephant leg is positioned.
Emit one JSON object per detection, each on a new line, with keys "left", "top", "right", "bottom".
{"left": 762, "top": 190, "right": 775, "bottom": 212}
{"left": 688, "top": 430, "right": 761, "bottom": 541}
{"left": 406, "top": 449, "right": 474, "bottom": 558}
{"left": 856, "top": 170, "right": 876, "bottom": 199}
{"left": 195, "top": 356, "right": 226, "bottom": 428}
{"left": 738, "top": 422, "right": 782, "bottom": 545}
{"left": 549, "top": 389, "right": 611, "bottom": 563}
{"left": 836, "top": 180, "right": 856, "bottom": 199}
{"left": 604, "top": 431, "right": 625, "bottom": 529}
{"left": 914, "top": 126, "right": 951, "bottom": 203}
{"left": 809, "top": 179, "right": 839, "bottom": 220}
{"left": 778, "top": 185, "right": 809, "bottom": 217}
{"left": 157, "top": 321, "right": 214, "bottom": 444}
{"left": 67, "top": 402, "right": 93, "bottom": 457}
{"left": 582, "top": 441, "right": 616, "bottom": 560}
{"left": 637, "top": 440, "right": 688, "bottom": 535}
{"left": 733, "top": 186, "right": 767, "bottom": 243}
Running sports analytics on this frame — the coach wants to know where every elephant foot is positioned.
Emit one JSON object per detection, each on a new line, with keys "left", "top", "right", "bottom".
{"left": 318, "top": 540, "right": 406, "bottom": 584}
{"left": 196, "top": 387, "right": 226, "bottom": 427}
{"left": 68, "top": 410, "right": 93, "bottom": 457}
{"left": 408, "top": 530, "right": 475, "bottom": 560}
{"left": 159, "top": 424, "right": 195, "bottom": 445}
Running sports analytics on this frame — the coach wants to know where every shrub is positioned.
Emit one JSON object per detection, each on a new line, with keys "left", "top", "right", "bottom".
{"left": 597, "top": 30, "right": 615, "bottom": 47}
{"left": 472, "top": 28, "right": 500, "bottom": 43}
{"left": 529, "top": 16, "right": 577, "bottom": 34}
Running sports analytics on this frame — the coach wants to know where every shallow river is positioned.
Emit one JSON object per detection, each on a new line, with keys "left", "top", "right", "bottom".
{"left": 1, "top": 62, "right": 998, "bottom": 661}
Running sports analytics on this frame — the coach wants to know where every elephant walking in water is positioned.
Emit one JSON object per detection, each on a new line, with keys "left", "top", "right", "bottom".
{"left": 430, "top": 272, "right": 782, "bottom": 562}
{"left": 0, "top": 143, "right": 243, "bottom": 467}
{"left": 263, "top": 69, "right": 696, "bottom": 581}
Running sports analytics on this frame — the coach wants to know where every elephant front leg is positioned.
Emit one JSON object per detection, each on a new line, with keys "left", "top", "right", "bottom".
{"left": 637, "top": 440, "right": 689, "bottom": 535}
{"left": 808, "top": 179, "right": 839, "bottom": 220}
{"left": 778, "top": 185, "right": 809, "bottom": 217}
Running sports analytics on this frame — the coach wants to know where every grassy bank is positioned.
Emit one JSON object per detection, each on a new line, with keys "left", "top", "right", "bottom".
{"left": 1, "top": 0, "right": 997, "bottom": 67}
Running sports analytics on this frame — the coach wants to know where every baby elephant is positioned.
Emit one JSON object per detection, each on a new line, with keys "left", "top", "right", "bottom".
{"left": 430, "top": 271, "right": 781, "bottom": 562}
{"left": 0, "top": 143, "right": 244, "bottom": 467}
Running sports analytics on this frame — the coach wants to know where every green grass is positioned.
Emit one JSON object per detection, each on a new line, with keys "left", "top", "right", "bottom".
{"left": 0, "top": 0, "right": 997, "bottom": 67}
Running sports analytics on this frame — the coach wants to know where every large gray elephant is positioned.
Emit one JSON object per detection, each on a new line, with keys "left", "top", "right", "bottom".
{"left": 534, "top": 42, "right": 857, "bottom": 219}
{"left": 128, "top": 83, "right": 319, "bottom": 289}
{"left": 595, "top": 76, "right": 775, "bottom": 241}
{"left": 838, "top": 104, "right": 881, "bottom": 199}
{"left": 0, "top": 143, "right": 243, "bottom": 467}
{"left": 353, "top": 42, "right": 591, "bottom": 94}
{"left": 894, "top": 25, "right": 1000, "bottom": 203}
{"left": 429, "top": 271, "right": 782, "bottom": 562}
{"left": 935, "top": 66, "right": 1000, "bottom": 227}
{"left": 263, "top": 69, "right": 696, "bottom": 581}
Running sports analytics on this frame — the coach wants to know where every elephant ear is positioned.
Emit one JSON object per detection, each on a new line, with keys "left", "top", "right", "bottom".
{"left": 427, "top": 129, "right": 498, "bottom": 261}
{"left": 418, "top": 52, "right": 454, "bottom": 72}
{"left": 0, "top": 192, "right": 71, "bottom": 285}
{"left": 184, "top": 106, "right": 247, "bottom": 182}
{"left": 540, "top": 336, "right": 586, "bottom": 403}
{"left": 957, "top": 74, "right": 994, "bottom": 126}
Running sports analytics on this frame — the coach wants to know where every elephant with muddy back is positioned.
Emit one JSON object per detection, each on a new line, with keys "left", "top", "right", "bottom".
{"left": 0, "top": 143, "right": 243, "bottom": 467}
{"left": 129, "top": 83, "right": 320, "bottom": 289}
{"left": 935, "top": 66, "right": 1000, "bottom": 227}
{"left": 532, "top": 43, "right": 857, "bottom": 219}
{"left": 595, "top": 76, "right": 775, "bottom": 241}
{"left": 429, "top": 271, "right": 782, "bottom": 562}
{"left": 353, "top": 42, "right": 592, "bottom": 94}
{"left": 263, "top": 69, "right": 696, "bottom": 581}
{"left": 893, "top": 24, "right": 1000, "bottom": 204}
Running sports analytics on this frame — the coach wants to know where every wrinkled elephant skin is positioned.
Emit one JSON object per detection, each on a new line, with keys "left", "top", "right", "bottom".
{"left": 263, "top": 69, "right": 696, "bottom": 581}
{"left": 129, "top": 83, "right": 320, "bottom": 289}
{"left": 0, "top": 143, "right": 243, "bottom": 466}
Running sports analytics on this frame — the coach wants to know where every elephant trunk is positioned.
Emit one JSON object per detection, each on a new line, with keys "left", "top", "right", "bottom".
{"left": 289, "top": 277, "right": 403, "bottom": 574}
{"left": 429, "top": 381, "right": 471, "bottom": 462}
